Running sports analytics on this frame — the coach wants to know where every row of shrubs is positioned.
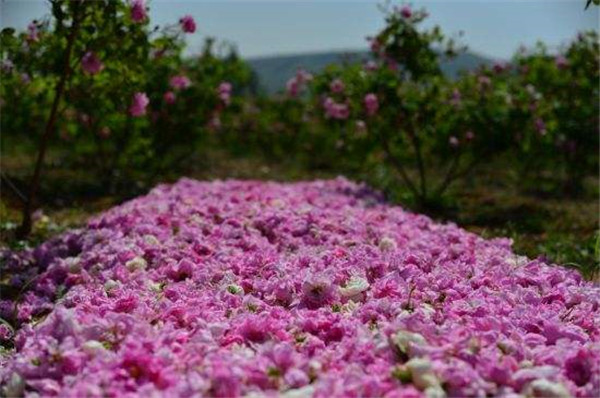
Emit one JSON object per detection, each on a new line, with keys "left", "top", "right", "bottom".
{"left": 221, "top": 5, "right": 598, "bottom": 209}
{"left": 1, "top": 1, "right": 598, "bottom": 219}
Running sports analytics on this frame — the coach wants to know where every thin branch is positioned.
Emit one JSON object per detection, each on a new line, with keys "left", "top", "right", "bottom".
{"left": 377, "top": 128, "right": 420, "bottom": 199}
{"left": 434, "top": 149, "right": 462, "bottom": 197}
{"left": 1, "top": 173, "right": 27, "bottom": 203}
{"left": 17, "top": 2, "right": 83, "bottom": 238}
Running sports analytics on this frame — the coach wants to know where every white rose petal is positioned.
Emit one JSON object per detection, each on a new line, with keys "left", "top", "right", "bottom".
{"left": 104, "top": 279, "right": 120, "bottom": 292}
{"left": 391, "top": 330, "right": 427, "bottom": 354}
{"left": 126, "top": 256, "right": 147, "bottom": 272}
{"left": 525, "top": 379, "right": 570, "bottom": 398}
{"left": 339, "top": 276, "right": 370, "bottom": 298}
{"left": 82, "top": 340, "right": 105, "bottom": 354}
{"left": 406, "top": 357, "right": 442, "bottom": 391}
{"left": 378, "top": 236, "right": 397, "bottom": 251}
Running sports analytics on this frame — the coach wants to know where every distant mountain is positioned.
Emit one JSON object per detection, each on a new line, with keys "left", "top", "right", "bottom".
{"left": 247, "top": 50, "right": 498, "bottom": 95}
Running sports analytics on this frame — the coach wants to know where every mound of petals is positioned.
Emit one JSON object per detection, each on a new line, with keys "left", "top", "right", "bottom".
{"left": 1, "top": 178, "right": 599, "bottom": 397}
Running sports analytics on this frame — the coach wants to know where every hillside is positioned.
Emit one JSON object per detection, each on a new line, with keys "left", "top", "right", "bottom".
{"left": 247, "top": 50, "right": 497, "bottom": 94}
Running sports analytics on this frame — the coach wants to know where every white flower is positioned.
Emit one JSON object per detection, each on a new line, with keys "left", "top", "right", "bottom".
{"left": 149, "top": 281, "right": 163, "bottom": 292}
{"left": 282, "top": 385, "right": 315, "bottom": 398}
{"left": 391, "top": 330, "right": 427, "bottom": 355}
{"left": 406, "top": 358, "right": 442, "bottom": 391}
{"left": 2, "top": 372, "right": 24, "bottom": 398}
{"left": 82, "top": 340, "right": 105, "bottom": 354}
{"left": 425, "top": 386, "right": 446, "bottom": 398}
{"left": 104, "top": 279, "right": 120, "bottom": 293}
{"left": 378, "top": 236, "right": 397, "bottom": 251}
{"left": 65, "top": 257, "right": 81, "bottom": 273}
{"left": 126, "top": 256, "right": 147, "bottom": 271}
{"left": 339, "top": 276, "right": 369, "bottom": 299}
{"left": 525, "top": 379, "right": 570, "bottom": 398}
{"left": 143, "top": 234, "right": 160, "bottom": 245}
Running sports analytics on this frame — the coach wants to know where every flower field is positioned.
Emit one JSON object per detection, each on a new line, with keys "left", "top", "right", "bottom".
{"left": 1, "top": 178, "right": 598, "bottom": 397}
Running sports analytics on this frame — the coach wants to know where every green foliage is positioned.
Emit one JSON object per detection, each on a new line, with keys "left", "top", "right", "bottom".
{"left": 1, "top": 0, "right": 254, "bottom": 193}
{"left": 1, "top": 1, "right": 597, "bottom": 207}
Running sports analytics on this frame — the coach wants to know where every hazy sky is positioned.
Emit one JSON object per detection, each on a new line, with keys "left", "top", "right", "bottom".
{"left": 1, "top": 0, "right": 598, "bottom": 59}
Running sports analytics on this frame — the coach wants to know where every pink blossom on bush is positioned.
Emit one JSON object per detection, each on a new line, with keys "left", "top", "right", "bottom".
{"left": 169, "top": 75, "right": 191, "bottom": 90}
{"left": 364, "top": 93, "right": 379, "bottom": 116}
{"left": 179, "top": 15, "right": 196, "bottom": 33}
{"left": 535, "top": 117, "right": 547, "bottom": 136}
{"left": 478, "top": 75, "right": 492, "bottom": 89}
{"left": 329, "top": 78, "right": 345, "bottom": 94}
{"left": 364, "top": 60, "right": 378, "bottom": 72}
{"left": 400, "top": 5, "right": 412, "bottom": 18}
{"left": 323, "top": 97, "right": 350, "bottom": 120}
{"left": 81, "top": 52, "right": 103, "bottom": 75}
{"left": 450, "top": 88, "right": 461, "bottom": 107}
{"left": 555, "top": 55, "right": 569, "bottom": 69}
{"left": 27, "top": 22, "right": 39, "bottom": 42}
{"left": 20, "top": 73, "right": 31, "bottom": 84}
{"left": 286, "top": 78, "right": 300, "bottom": 97}
{"left": 286, "top": 69, "right": 312, "bottom": 98}
{"left": 449, "top": 136, "right": 459, "bottom": 147}
{"left": 130, "top": 0, "right": 147, "bottom": 23}
{"left": 1, "top": 59, "right": 14, "bottom": 73}
{"left": 163, "top": 91, "right": 176, "bottom": 104}
{"left": 131, "top": 0, "right": 147, "bottom": 23}
{"left": 218, "top": 81, "right": 232, "bottom": 105}
{"left": 129, "top": 92, "right": 149, "bottom": 117}
{"left": 98, "top": 126, "right": 111, "bottom": 139}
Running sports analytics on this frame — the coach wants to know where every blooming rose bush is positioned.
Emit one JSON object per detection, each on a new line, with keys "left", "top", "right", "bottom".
{"left": 1, "top": 178, "right": 599, "bottom": 397}
{"left": 0, "top": 0, "right": 253, "bottom": 196}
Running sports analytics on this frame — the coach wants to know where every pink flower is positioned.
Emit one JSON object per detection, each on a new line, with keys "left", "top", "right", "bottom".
{"left": 329, "top": 78, "right": 345, "bottom": 94}
{"left": 120, "top": 347, "right": 171, "bottom": 389}
{"left": 478, "top": 75, "right": 491, "bottom": 89}
{"left": 400, "top": 5, "right": 412, "bottom": 18}
{"left": 129, "top": 92, "right": 149, "bottom": 117}
{"left": 465, "top": 130, "right": 475, "bottom": 141}
{"left": 286, "top": 78, "right": 300, "bottom": 97}
{"left": 323, "top": 97, "right": 350, "bottom": 120}
{"left": 27, "top": 22, "right": 39, "bottom": 42}
{"left": 113, "top": 295, "right": 138, "bottom": 313}
{"left": 218, "top": 81, "right": 232, "bottom": 105}
{"left": 449, "top": 136, "right": 459, "bottom": 147}
{"left": 555, "top": 55, "right": 569, "bottom": 69}
{"left": 179, "top": 15, "right": 196, "bottom": 33}
{"left": 364, "top": 93, "right": 379, "bottom": 116}
{"left": 286, "top": 70, "right": 312, "bottom": 97}
{"left": 81, "top": 52, "right": 103, "bottom": 75}
{"left": 368, "top": 37, "right": 381, "bottom": 54}
{"left": 493, "top": 62, "right": 508, "bottom": 74}
{"left": 301, "top": 275, "right": 335, "bottom": 308}
{"left": 296, "top": 69, "right": 313, "bottom": 83}
{"left": 450, "top": 88, "right": 461, "bottom": 107}
{"left": 1, "top": 59, "right": 14, "bottom": 73}
{"left": 130, "top": 0, "right": 147, "bottom": 23}
{"left": 238, "top": 315, "right": 269, "bottom": 343}
{"left": 364, "top": 60, "right": 378, "bottom": 72}
{"left": 98, "top": 126, "right": 111, "bottom": 139}
{"left": 534, "top": 117, "right": 547, "bottom": 136}
{"left": 565, "top": 348, "right": 593, "bottom": 387}
{"left": 163, "top": 91, "right": 176, "bottom": 104}
{"left": 169, "top": 75, "right": 191, "bottom": 90}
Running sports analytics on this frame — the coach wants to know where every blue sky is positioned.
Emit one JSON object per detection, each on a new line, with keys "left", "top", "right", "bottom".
{"left": 1, "top": 0, "right": 598, "bottom": 59}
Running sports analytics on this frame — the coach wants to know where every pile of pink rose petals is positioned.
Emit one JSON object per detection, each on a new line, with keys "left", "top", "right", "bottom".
{"left": 1, "top": 178, "right": 598, "bottom": 397}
